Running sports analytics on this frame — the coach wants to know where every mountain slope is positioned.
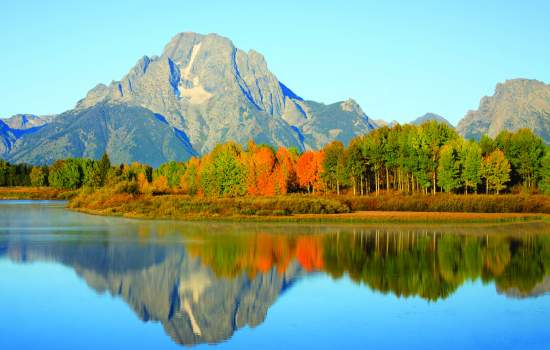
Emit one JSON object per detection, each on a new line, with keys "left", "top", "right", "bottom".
{"left": 457, "top": 79, "right": 550, "bottom": 143}
{"left": 7, "top": 103, "right": 197, "bottom": 167}
{"left": 0, "top": 120, "right": 16, "bottom": 156}
{"left": 2, "top": 114, "right": 54, "bottom": 130}
{"left": 76, "top": 32, "right": 375, "bottom": 154}
{"left": 411, "top": 113, "right": 454, "bottom": 128}
{"left": 2, "top": 236, "right": 302, "bottom": 346}
{"left": 295, "top": 99, "right": 377, "bottom": 147}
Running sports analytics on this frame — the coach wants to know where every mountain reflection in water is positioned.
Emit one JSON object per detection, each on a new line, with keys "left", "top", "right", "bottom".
{"left": 0, "top": 202, "right": 549, "bottom": 346}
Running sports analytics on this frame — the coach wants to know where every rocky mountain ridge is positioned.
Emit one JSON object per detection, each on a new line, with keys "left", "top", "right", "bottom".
{"left": 1, "top": 32, "right": 376, "bottom": 164}
{"left": 457, "top": 78, "right": 550, "bottom": 143}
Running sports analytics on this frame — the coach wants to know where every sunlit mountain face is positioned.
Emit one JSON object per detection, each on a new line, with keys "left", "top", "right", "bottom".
{"left": 1, "top": 204, "right": 549, "bottom": 347}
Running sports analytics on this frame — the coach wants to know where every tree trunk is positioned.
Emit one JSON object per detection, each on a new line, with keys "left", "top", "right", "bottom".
{"left": 385, "top": 166, "right": 389, "bottom": 192}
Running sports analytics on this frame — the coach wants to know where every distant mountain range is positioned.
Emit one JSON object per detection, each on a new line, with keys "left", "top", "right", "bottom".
{"left": 0, "top": 33, "right": 549, "bottom": 165}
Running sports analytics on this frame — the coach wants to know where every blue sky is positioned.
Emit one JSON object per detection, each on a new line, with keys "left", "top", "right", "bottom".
{"left": 1, "top": 0, "right": 549, "bottom": 124}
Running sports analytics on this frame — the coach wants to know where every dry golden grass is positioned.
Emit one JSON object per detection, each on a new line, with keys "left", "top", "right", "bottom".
{"left": 68, "top": 188, "right": 550, "bottom": 224}
{"left": 292, "top": 211, "right": 549, "bottom": 223}
{"left": 0, "top": 187, "right": 74, "bottom": 200}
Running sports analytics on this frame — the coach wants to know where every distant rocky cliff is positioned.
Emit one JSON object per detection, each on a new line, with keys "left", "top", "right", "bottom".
{"left": 457, "top": 79, "right": 550, "bottom": 143}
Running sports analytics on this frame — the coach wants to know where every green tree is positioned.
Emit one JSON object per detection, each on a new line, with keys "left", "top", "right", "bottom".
{"left": 321, "top": 141, "right": 346, "bottom": 194}
{"left": 479, "top": 134, "right": 495, "bottom": 156}
{"left": 508, "top": 129, "right": 545, "bottom": 189}
{"left": 0, "top": 160, "right": 9, "bottom": 186}
{"left": 437, "top": 141, "right": 462, "bottom": 193}
{"left": 481, "top": 150, "right": 511, "bottom": 194}
{"left": 80, "top": 159, "right": 102, "bottom": 187}
{"left": 154, "top": 161, "right": 186, "bottom": 188}
{"left": 30, "top": 166, "right": 48, "bottom": 187}
{"left": 98, "top": 153, "right": 111, "bottom": 186}
{"left": 200, "top": 142, "right": 247, "bottom": 196}
{"left": 362, "top": 130, "right": 385, "bottom": 195}
{"left": 539, "top": 147, "right": 550, "bottom": 195}
{"left": 420, "top": 121, "right": 458, "bottom": 194}
{"left": 461, "top": 141, "right": 482, "bottom": 194}
{"left": 49, "top": 159, "right": 83, "bottom": 189}
{"left": 345, "top": 139, "right": 368, "bottom": 195}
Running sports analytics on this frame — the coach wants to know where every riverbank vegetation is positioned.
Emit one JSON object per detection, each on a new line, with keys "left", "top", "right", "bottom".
{"left": 0, "top": 187, "right": 74, "bottom": 200}
{"left": 1, "top": 122, "right": 549, "bottom": 218}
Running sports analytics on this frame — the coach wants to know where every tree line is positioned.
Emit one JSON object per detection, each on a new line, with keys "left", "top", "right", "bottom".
{"left": 1, "top": 121, "right": 549, "bottom": 195}
{"left": 185, "top": 229, "right": 550, "bottom": 300}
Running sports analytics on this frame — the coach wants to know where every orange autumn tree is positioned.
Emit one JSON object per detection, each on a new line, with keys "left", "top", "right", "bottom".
{"left": 186, "top": 232, "right": 326, "bottom": 278}
{"left": 295, "top": 236, "right": 324, "bottom": 271}
{"left": 246, "top": 143, "right": 277, "bottom": 195}
{"left": 273, "top": 147, "right": 297, "bottom": 194}
{"left": 296, "top": 150, "right": 324, "bottom": 193}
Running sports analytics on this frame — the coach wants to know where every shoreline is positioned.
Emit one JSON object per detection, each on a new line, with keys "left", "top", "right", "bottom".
{"left": 70, "top": 207, "right": 550, "bottom": 224}
{"left": 1, "top": 187, "right": 549, "bottom": 224}
{"left": 0, "top": 187, "right": 75, "bottom": 200}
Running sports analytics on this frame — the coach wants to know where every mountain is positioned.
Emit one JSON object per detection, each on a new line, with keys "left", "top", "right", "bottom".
{"left": 2, "top": 114, "right": 54, "bottom": 130}
{"left": 75, "top": 32, "right": 375, "bottom": 155}
{"left": 457, "top": 79, "right": 550, "bottom": 143}
{"left": 410, "top": 113, "right": 454, "bottom": 128}
{"left": 0, "top": 120, "right": 16, "bottom": 155}
{"left": 2, "top": 236, "right": 302, "bottom": 346}
{"left": 4, "top": 32, "right": 376, "bottom": 165}
{"left": 498, "top": 276, "right": 550, "bottom": 299}
{"left": 7, "top": 103, "right": 197, "bottom": 167}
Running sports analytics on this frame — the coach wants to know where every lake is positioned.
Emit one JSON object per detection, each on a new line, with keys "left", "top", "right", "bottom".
{"left": 0, "top": 201, "right": 549, "bottom": 349}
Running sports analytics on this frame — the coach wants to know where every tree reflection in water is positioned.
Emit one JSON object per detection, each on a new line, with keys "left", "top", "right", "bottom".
{"left": 2, "top": 221, "right": 549, "bottom": 346}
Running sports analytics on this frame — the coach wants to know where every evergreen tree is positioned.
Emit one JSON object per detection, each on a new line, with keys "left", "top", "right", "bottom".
{"left": 98, "top": 153, "right": 111, "bottom": 186}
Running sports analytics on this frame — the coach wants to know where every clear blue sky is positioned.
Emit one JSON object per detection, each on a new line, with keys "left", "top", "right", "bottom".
{"left": 1, "top": 0, "right": 549, "bottom": 125}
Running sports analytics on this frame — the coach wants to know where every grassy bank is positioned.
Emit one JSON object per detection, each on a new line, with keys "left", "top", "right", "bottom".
{"left": 342, "top": 193, "right": 550, "bottom": 214}
{"left": 67, "top": 188, "right": 550, "bottom": 223}
{"left": 0, "top": 187, "right": 75, "bottom": 200}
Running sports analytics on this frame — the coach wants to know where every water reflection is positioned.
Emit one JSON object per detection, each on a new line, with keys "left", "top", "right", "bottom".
{"left": 0, "top": 202, "right": 549, "bottom": 346}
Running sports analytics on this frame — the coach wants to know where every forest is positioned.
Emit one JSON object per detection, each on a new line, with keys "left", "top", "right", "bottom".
{"left": 1, "top": 121, "right": 548, "bottom": 197}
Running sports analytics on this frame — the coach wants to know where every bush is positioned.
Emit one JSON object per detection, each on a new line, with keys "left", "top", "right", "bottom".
{"left": 114, "top": 181, "right": 140, "bottom": 195}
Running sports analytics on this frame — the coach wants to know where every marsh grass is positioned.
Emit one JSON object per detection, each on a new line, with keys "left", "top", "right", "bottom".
{"left": 67, "top": 187, "right": 550, "bottom": 223}
{"left": 342, "top": 193, "right": 550, "bottom": 213}
{"left": 0, "top": 187, "right": 76, "bottom": 200}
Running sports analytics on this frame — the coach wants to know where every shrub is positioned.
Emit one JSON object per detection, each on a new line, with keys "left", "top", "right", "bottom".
{"left": 114, "top": 181, "right": 140, "bottom": 195}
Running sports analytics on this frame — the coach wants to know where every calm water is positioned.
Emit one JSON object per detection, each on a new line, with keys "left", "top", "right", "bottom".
{"left": 0, "top": 201, "right": 549, "bottom": 349}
